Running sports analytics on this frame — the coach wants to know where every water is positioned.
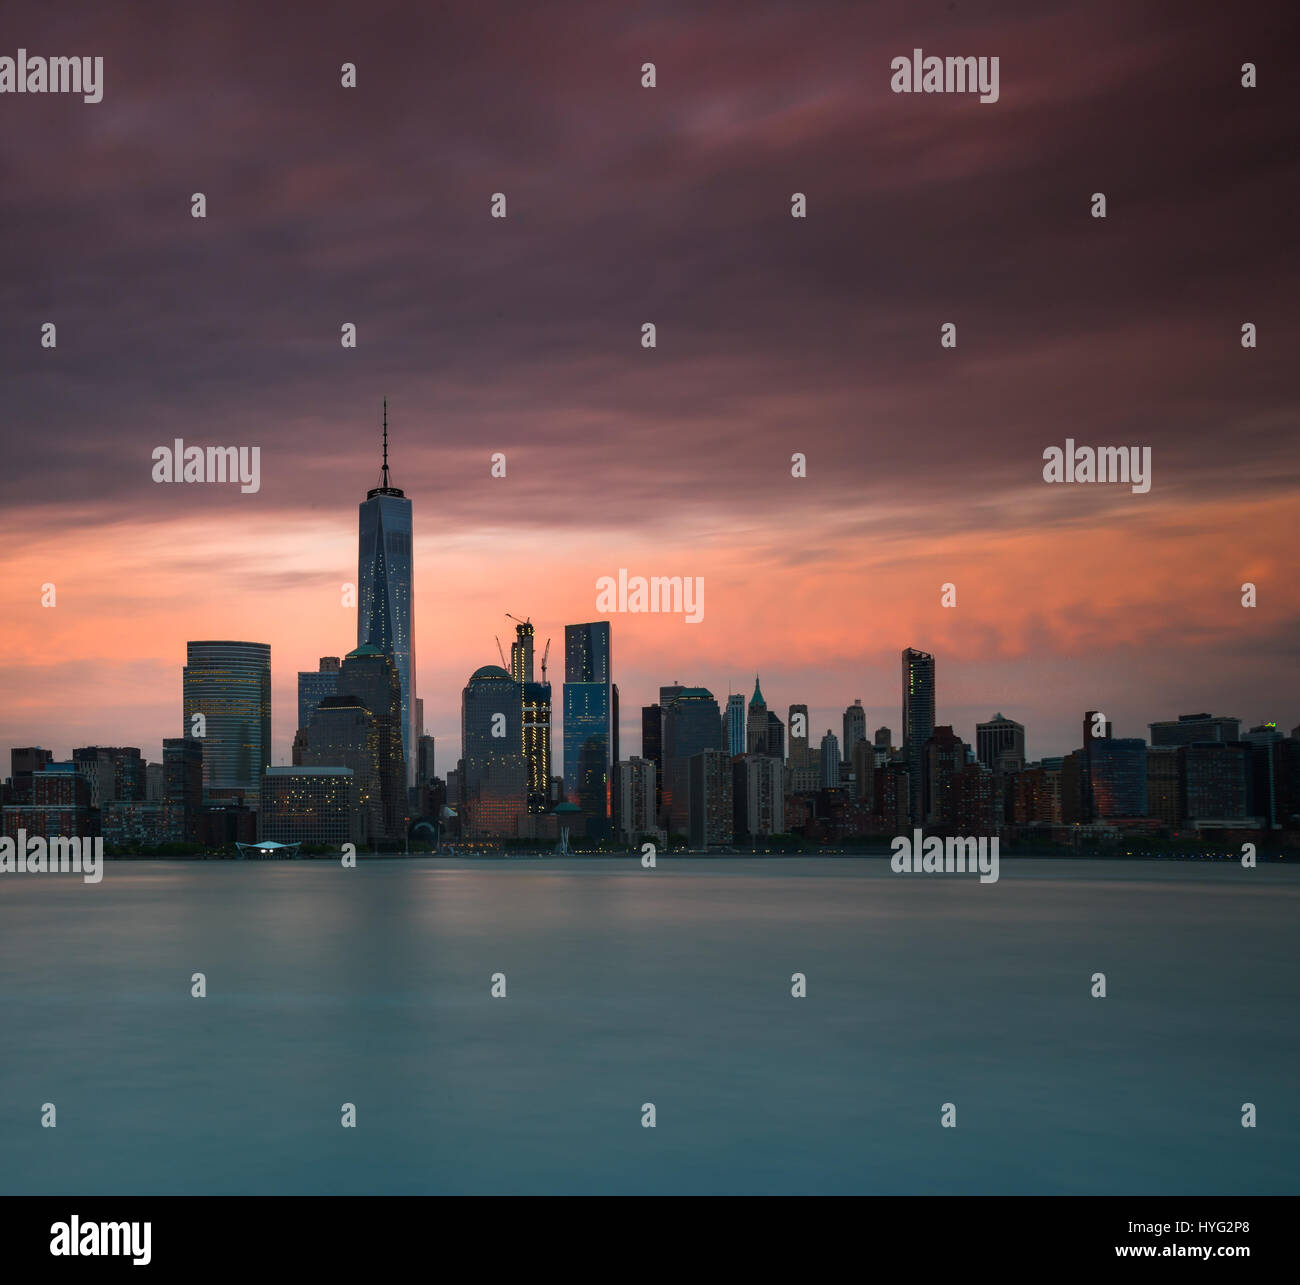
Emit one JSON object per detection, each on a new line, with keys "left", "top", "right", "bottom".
{"left": 1, "top": 858, "right": 1295, "bottom": 1195}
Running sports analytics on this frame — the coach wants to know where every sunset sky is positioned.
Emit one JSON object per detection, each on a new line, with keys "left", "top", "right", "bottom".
{"left": 1, "top": 0, "right": 1295, "bottom": 771}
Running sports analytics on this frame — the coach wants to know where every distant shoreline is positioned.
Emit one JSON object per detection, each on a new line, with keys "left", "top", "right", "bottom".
{"left": 99, "top": 850, "right": 1294, "bottom": 863}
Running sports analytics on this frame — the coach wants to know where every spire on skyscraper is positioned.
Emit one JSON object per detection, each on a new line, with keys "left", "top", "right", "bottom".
{"left": 750, "top": 674, "right": 765, "bottom": 709}
{"left": 381, "top": 398, "right": 390, "bottom": 489}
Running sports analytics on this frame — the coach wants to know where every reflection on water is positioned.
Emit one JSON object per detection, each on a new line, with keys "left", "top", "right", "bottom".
{"left": 0, "top": 858, "right": 1295, "bottom": 1195}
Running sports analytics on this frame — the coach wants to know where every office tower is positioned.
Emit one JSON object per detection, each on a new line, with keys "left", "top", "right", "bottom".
{"left": 72, "top": 746, "right": 144, "bottom": 802}
{"left": 416, "top": 697, "right": 424, "bottom": 740}
{"left": 1243, "top": 724, "right": 1285, "bottom": 829}
{"left": 300, "top": 696, "right": 379, "bottom": 842}
{"left": 337, "top": 644, "right": 408, "bottom": 842}
{"left": 462, "top": 664, "right": 528, "bottom": 838}
{"left": 1088, "top": 738, "right": 1148, "bottom": 819}
{"left": 617, "top": 757, "right": 657, "bottom": 841}
{"left": 145, "top": 761, "right": 165, "bottom": 801}
{"left": 1150, "top": 713, "right": 1241, "bottom": 747}
{"left": 726, "top": 693, "right": 746, "bottom": 757}
{"left": 417, "top": 734, "right": 436, "bottom": 785}
{"left": 522, "top": 680, "right": 552, "bottom": 813}
{"left": 922, "top": 725, "right": 964, "bottom": 825}
{"left": 746, "top": 676, "right": 767, "bottom": 754}
{"left": 976, "top": 714, "right": 1025, "bottom": 770}
{"left": 163, "top": 736, "right": 204, "bottom": 842}
{"left": 563, "top": 622, "right": 612, "bottom": 832}
{"left": 739, "top": 753, "right": 784, "bottom": 839}
{"left": 688, "top": 748, "right": 733, "bottom": 848}
{"left": 641, "top": 704, "right": 663, "bottom": 810}
{"left": 788, "top": 704, "right": 810, "bottom": 769}
{"left": 1146, "top": 745, "right": 1180, "bottom": 827}
{"left": 297, "top": 657, "right": 341, "bottom": 733}
{"left": 852, "top": 738, "right": 875, "bottom": 808}
{"left": 71, "top": 747, "right": 120, "bottom": 807}
{"left": 901, "top": 648, "right": 935, "bottom": 824}
{"left": 874, "top": 726, "right": 892, "bottom": 751}
{"left": 357, "top": 402, "right": 417, "bottom": 786}
{"left": 745, "top": 677, "right": 784, "bottom": 759}
{"left": 9, "top": 747, "right": 53, "bottom": 803}
{"left": 260, "top": 767, "right": 363, "bottom": 846}
{"left": 662, "top": 687, "right": 722, "bottom": 834}
{"left": 820, "top": 731, "right": 840, "bottom": 788}
{"left": 842, "top": 700, "right": 867, "bottom": 764}
{"left": 183, "top": 640, "right": 272, "bottom": 794}
{"left": 1080, "top": 710, "right": 1113, "bottom": 821}
{"left": 1178, "top": 742, "right": 1250, "bottom": 823}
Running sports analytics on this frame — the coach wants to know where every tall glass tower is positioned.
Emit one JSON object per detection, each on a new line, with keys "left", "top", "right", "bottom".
{"left": 563, "top": 621, "right": 612, "bottom": 829}
{"left": 902, "top": 647, "right": 936, "bottom": 825}
{"left": 182, "top": 640, "right": 271, "bottom": 794}
{"left": 358, "top": 401, "right": 417, "bottom": 786}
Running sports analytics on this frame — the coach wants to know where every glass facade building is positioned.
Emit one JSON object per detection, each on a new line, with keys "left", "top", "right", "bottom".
{"left": 462, "top": 664, "right": 528, "bottom": 837}
{"left": 661, "top": 686, "right": 722, "bottom": 834}
{"left": 336, "top": 645, "right": 407, "bottom": 842}
{"left": 1088, "top": 736, "right": 1149, "bottom": 818}
{"left": 902, "top": 648, "right": 936, "bottom": 825}
{"left": 182, "top": 640, "right": 272, "bottom": 794}
{"left": 563, "top": 622, "right": 612, "bottom": 829}
{"left": 358, "top": 410, "right": 416, "bottom": 786}
{"left": 297, "top": 657, "right": 341, "bottom": 733}
{"left": 725, "top": 693, "right": 746, "bottom": 758}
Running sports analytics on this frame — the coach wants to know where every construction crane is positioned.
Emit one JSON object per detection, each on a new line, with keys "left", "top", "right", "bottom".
{"left": 494, "top": 636, "right": 508, "bottom": 669}
{"left": 505, "top": 613, "right": 532, "bottom": 629}
{"left": 541, "top": 637, "right": 551, "bottom": 683}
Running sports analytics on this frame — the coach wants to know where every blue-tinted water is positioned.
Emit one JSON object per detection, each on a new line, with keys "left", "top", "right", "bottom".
{"left": 1, "top": 858, "right": 1295, "bottom": 1194}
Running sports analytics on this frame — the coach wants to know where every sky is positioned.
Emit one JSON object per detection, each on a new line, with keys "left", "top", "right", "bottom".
{"left": 1, "top": 0, "right": 1296, "bottom": 772}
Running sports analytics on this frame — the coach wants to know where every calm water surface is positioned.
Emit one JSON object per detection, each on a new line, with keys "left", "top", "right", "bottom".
{"left": 1, "top": 857, "right": 1295, "bottom": 1194}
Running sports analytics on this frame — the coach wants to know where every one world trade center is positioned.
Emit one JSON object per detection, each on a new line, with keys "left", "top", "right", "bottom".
{"left": 358, "top": 401, "right": 417, "bottom": 786}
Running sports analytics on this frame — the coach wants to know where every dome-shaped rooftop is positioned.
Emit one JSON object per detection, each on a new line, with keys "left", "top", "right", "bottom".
{"left": 469, "top": 664, "right": 513, "bottom": 682}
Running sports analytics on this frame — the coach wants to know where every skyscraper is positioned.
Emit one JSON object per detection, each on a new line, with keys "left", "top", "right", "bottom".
{"left": 358, "top": 402, "right": 417, "bottom": 786}
{"left": 183, "top": 640, "right": 271, "bottom": 794}
{"left": 509, "top": 619, "right": 535, "bottom": 684}
{"left": 522, "top": 680, "right": 552, "bottom": 814}
{"left": 901, "top": 648, "right": 935, "bottom": 824}
{"left": 976, "top": 713, "right": 1025, "bottom": 770}
{"left": 336, "top": 644, "right": 408, "bottom": 842}
{"left": 1149, "top": 713, "right": 1241, "bottom": 746}
{"left": 1089, "top": 737, "right": 1148, "bottom": 819}
{"left": 462, "top": 664, "right": 528, "bottom": 838}
{"left": 662, "top": 687, "right": 722, "bottom": 835}
{"left": 297, "top": 656, "right": 341, "bottom": 733}
{"left": 842, "top": 699, "right": 867, "bottom": 764}
{"left": 300, "top": 695, "right": 380, "bottom": 842}
{"left": 725, "top": 692, "right": 746, "bottom": 757}
{"left": 563, "top": 621, "right": 612, "bottom": 832}
{"left": 788, "top": 704, "right": 810, "bottom": 769}
{"left": 642, "top": 704, "right": 663, "bottom": 811}
{"left": 820, "top": 731, "right": 841, "bottom": 787}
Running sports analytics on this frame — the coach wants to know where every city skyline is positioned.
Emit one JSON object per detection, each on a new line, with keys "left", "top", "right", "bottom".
{"left": 2, "top": 0, "right": 1296, "bottom": 777}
